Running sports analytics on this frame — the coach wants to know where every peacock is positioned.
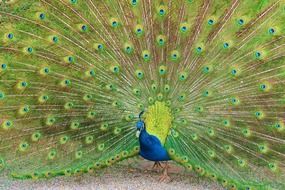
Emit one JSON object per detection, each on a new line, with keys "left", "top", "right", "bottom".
{"left": 0, "top": 0, "right": 285, "bottom": 189}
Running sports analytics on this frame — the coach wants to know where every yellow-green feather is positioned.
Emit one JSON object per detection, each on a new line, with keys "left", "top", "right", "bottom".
{"left": 145, "top": 101, "right": 173, "bottom": 145}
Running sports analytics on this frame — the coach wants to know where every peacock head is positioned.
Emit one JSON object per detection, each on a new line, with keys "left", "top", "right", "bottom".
{"left": 136, "top": 120, "right": 145, "bottom": 131}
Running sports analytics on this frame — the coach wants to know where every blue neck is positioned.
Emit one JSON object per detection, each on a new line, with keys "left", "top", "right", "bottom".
{"left": 137, "top": 127, "right": 170, "bottom": 161}
{"left": 139, "top": 128, "right": 147, "bottom": 144}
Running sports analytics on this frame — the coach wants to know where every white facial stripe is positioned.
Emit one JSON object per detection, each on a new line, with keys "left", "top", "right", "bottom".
{"left": 136, "top": 130, "right": 141, "bottom": 138}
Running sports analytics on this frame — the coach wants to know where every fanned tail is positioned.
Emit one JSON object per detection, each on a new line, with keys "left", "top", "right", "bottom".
{"left": 0, "top": 1, "right": 284, "bottom": 189}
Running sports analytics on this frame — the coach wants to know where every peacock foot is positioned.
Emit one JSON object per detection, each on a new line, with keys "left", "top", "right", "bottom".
{"left": 158, "top": 162, "right": 171, "bottom": 183}
{"left": 158, "top": 172, "right": 171, "bottom": 183}
{"left": 152, "top": 161, "right": 163, "bottom": 172}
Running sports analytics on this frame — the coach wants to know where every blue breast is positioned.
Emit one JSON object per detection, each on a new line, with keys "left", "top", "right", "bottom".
{"left": 138, "top": 128, "right": 170, "bottom": 161}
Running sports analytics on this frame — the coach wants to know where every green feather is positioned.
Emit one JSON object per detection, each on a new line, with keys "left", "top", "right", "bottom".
{"left": 0, "top": 0, "right": 284, "bottom": 189}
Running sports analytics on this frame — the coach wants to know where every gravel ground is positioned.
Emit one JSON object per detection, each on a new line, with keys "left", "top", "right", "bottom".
{"left": 0, "top": 159, "right": 224, "bottom": 190}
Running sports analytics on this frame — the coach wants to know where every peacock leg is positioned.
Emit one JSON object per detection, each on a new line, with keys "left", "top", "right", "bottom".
{"left": 148, "top": 162, "right": 163, "bottom": 172}
{"left": 152, "top": 161, "right": 163, "bottom": 169}
{"left": 157, "top": 162, "right": 163, "bottom": 168}
{"left": 158, "top": 162, "right": 171, "bottom": 182}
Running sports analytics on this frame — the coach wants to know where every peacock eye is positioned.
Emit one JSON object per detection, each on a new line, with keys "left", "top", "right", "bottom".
{"left": 260, "top": 84, "right": 266, "bottom": 89}
{"left": 52, "top": 36, "right": 58, "bottom": 43}
{"left": 27, "top": 47, "right": 33, "bottom": 53}
{"left": 44, "top": 68, "right": 49, "bottom": 73}
{"left": 1, "top": 64, "right": 7, "bottom": 69}
{"left": 223, "top": 42, "right": 229, "bottom": 48}
{"left": 39, "top": 13, "right": 45, "bottom": 20}
{"left": 238, "top": 19, "right": 244, "bottom": 25}
{"left": 7, "top": 33, "right": 14, "bottom": 39}
{"left": 81, "top": 25, "right": 87, "bottom": 31}
{"left": 208, "top": 19, "right": 214, "bottom": 25}
{"left": 131, "top": 0, "right": 138, "bottom": 5}
{"left": 196, "top": 47, "right": 202, "bottom": 52}
{"left": 21, "top": 82, "right": 27, "bottom": 87}
{"left": 0, "top": 92, "right": 4, "bottom": 99}
{"left": 159, "top": 9, "right": 165, "bottom": 16}
{"left": 123, "top": 42, "right": 134, "bottom": 54}
{"left": 89, "top": 70, "right": 95, "bottom": 75}
{"left": 112, "top": 21, "right": 118, "bottom": 27}
{"left": 268, "top": 28, "right": 275, "bottom": 34}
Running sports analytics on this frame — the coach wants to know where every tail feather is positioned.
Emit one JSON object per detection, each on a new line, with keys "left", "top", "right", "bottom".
{"left": 0, "top": 0, "right": 284, "bottom": 189}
